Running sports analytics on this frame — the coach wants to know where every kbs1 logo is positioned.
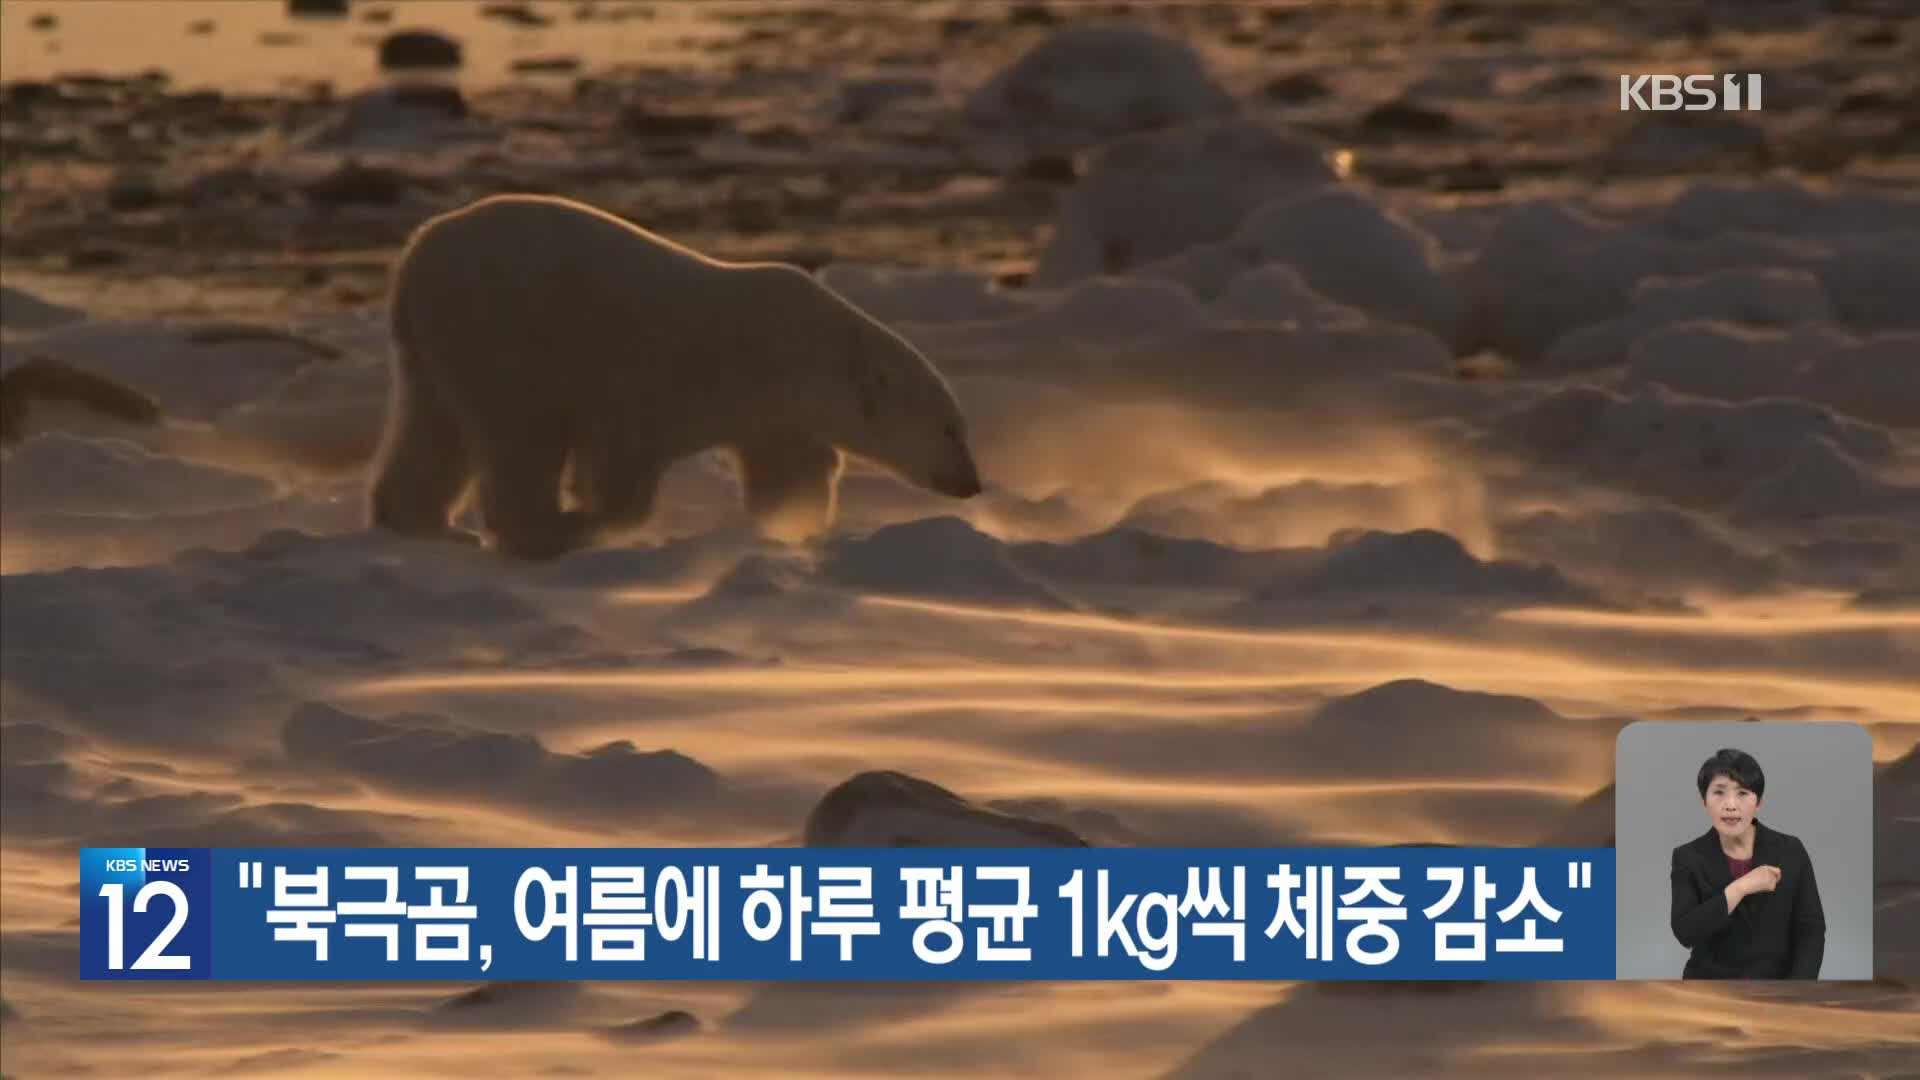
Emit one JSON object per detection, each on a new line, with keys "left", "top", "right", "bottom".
{"left": 1619, "top": 74, "right": 1763, "bottom": 112}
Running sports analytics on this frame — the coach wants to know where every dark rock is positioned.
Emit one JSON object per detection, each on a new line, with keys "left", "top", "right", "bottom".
{"left": 730, "top": 204, "right": 776, "bottom": 233}
{"left": 378, "top": 29, "right": 463, "bottom": 70}
{"left": 574, "top": 2, "right": 651, "bottom": 21}
{"left": 481, "top": 2, "right": 552, "bottom": 26}
{"left": 362, "top": 8, "right": 393, "bottom": 23}
{"left": 303, "top": 159, "right": 411, "bottom": 206}
{"left": 1008, "top": 3, "right": 1060, "bottom": 27}
{"left": 29, "top": 12, "right": 58, "bottom": 31}
{"left": 941, "top": 16, "right": 982, "bottom": 39}
{"left": 169, "top": 88, "right": 225, "bottom": 110}
{"left": 511, "top": 55, "right": 581, "bottom": 74}
{"left": 1437, "top": 156, "right": 1502, "bottom": 191}
{"left": 837, "top": 76, "right": 934, "bottom": 124}
{"left": 1837, "top": 90, "right": 1904, "bottom": 114}
{"left": 55, "top": 73, "right": 120, "bottom": 92}
{"left": 1015, "top": 153, "right": 1077, "bottom": 183}
{"left": 1529, "top": 70, "right": 1603, "bottom": 96}
{"left": 187, "top": 19, "right": 216, "bottom": 35}
{"left": 1852, "top": 24, "right": 1899, "bottom": 47}
{"left": 186, "top": 164, "right": 265, "bottom": 204}
{"left": 106, "top": 169, "right": 163, "bottom": 210}
{"left": 618, "top": 104, "right": 725, "bottom": 138}
{"left": 68, "top": 247, "right": 130, "bottom": 269}
{"left": 288, "top": 0, "right": 350, "bottom": 17}
{"left": 5, "top": 82, "right": 62, "bottom": 107}
{"left": 744, "top": 123, "right": 809, "bottom": 150}
{"left": 1465, "top": 21, "right": 1525, "bottom": 43}
{"left": 259, "top": 32, "right": 303, "bottom": 47}
{"left": 207, "top": 110, "right": 271, "bottom": 136}
{"left": 1359, "top": 98, "right": 1455, "bottom": 136}
{"left": 1262, "top": 71, "right": 1330, "bottom": 104}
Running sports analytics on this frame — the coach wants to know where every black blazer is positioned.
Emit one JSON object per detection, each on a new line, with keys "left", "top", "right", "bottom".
{"left": 1669, "top": 820, "right": 1825, "bottom": 979}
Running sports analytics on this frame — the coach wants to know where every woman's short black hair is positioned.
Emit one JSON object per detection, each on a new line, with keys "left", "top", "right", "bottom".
{"left": 1696, "top": 748, "right": 1765, "bottom": 800}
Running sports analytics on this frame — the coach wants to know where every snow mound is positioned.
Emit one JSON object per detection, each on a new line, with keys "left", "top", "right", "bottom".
{"left": 284, "top": 702, "right": 719, "bottom": 824}
{"left": 9, "top": 318, "right": 341, "bottom": 419}
{"left": 964, "top": 22, "right": 1236, "bottom": 150}
{"left": 1011, "top": 526, "right": 1286, "bottom": 589}
{"left": 1104, "top": 323, "right": 1455, "bottom": 399}
{"left": 1620, "top": 321, "right": 1833, "bottom": 402}
{"left": 1133, "top": 242, "right": 1261, "bottom": 303}
{"left": 1238, "top": 529, "right": 1603, "bottom": 617}
{"left": 1651, "top": 179, "right": 1920, "bottom": 241}
{"left": 1731, "top": 435, "right": 1920, "bottom": 525}
{"left": 1490, "top": 384, "right": 1899, "bottom": 510}
{"left": 1464, "top": 200, "right": 1820, "bottom": 363}
{"left": 1209, "top": 263, "right": 1369, "bottom": 328}
{"left": 817, "top": 264, "right": 1029, "bottom": 326}
{"left": 1814, "top": 232, "right": 1920, "bottom": 332}
{"left": 298, "top": 85, "right": 491, "bottom": 151}
{"left": 820, "top": 517, "right": 1071, "bottom": 609}
{"left": 1228, "top": 187, "right": 1465, "bottom": 346}
{"left": 1544, "top": 267, "right": 1833, "bottom": 373}
{"left": 804, "top": 770, "right": 1089, "bottom": 847}
{"left": 1498, "top": 505, "right": 1786, "bottom": 595}
{"left": 908, "top": 275, "right": 1207, "bottom": 355}
{"left": 1, "top": 433, "right": 274, "bottom": 516}
{"left": 1032, "top": 118, "right": 1336, "bottom": 286}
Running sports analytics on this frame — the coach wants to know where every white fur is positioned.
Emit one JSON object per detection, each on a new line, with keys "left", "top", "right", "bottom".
{"left": 371, "top": 194, "right": 979, "bottom": 558}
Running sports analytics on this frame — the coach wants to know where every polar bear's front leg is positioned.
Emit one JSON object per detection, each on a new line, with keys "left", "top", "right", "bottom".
{"left": 736, "top": 438, "right": 844, "bottom": 542}
{"left": 476, "top": 442, "right": 597, "bottom": 560}
{"left": 368, "top": 373, "right": 480, "bottom": 546}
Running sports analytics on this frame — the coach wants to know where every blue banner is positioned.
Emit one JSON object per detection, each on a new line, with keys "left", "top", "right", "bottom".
{"left": 80, "top": 848, "right": 1615, "bottom": 980}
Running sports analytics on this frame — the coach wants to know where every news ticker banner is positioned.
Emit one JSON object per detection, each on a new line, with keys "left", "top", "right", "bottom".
{"left": 80, "top": 847, "right": 1615, "bottom": 981}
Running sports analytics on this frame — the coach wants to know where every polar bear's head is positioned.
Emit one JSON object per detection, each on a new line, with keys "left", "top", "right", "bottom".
{"left": 837, "top": 309, "right": 983, "bottom": 500}
{"left": 761, "top": 266, "right": 983, "bottom": 500}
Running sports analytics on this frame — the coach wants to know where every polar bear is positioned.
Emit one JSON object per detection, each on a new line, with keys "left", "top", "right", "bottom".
{"left": 370, "top": 194, "right": 983, "bottom": 558}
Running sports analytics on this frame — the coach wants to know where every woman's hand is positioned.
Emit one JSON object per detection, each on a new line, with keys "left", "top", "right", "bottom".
{"left": 1735, "top": 865, "right": 1783, "bottom": 895}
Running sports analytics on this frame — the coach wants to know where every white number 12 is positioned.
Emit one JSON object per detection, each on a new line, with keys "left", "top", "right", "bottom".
{"left": 98, "top": 882, "right": 191, "bottom": 970}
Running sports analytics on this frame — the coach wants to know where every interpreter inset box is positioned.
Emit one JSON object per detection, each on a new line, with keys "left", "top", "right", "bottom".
{"left": 1614, "top": 721, "right": 1873, "bottom": 980}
